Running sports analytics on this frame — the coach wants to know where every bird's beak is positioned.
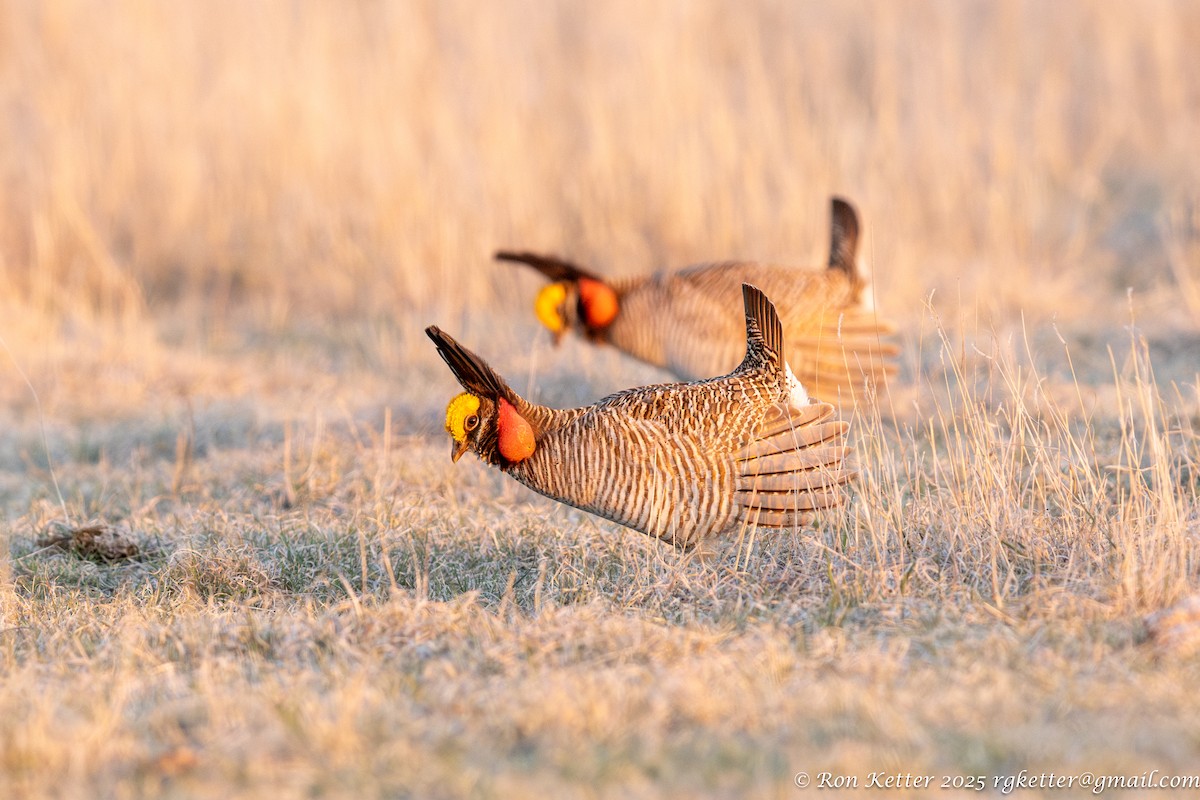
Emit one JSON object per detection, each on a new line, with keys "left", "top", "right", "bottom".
{"left": 451, "top": 438, "right": 469, "bottom": 463}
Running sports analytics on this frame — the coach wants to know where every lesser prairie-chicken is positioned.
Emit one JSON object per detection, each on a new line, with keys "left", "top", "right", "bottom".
{"left": 426, "top": 284, "right": 853, "bottom": 548}
{"left": 497, "top": 197, "right": 897, "bottom": 402}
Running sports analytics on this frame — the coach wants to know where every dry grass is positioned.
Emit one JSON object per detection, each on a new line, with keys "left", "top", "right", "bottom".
{"left": 2, "top": 1, "right": 1200, "bottom": 797}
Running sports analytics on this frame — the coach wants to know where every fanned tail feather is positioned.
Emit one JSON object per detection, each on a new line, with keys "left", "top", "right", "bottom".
{"left": 740, "top": 401, "right": 838, "bottom": 456}
{"left": 735, "top": 487, "right": 845, "bottom": 511}
{"left": 828, "top": 197, "right": 860, "bottom": 280}
{"left": 733, "top": 401, "right": 853, "bottom": 529}
{"left": 734, "top": 283, "right": 786, "bottom": 376}
{"left": 738, "top": 444, "right": 849, "bottom": 475}
{"left": 790, "top": 307, "right": 899, "bottom": 397}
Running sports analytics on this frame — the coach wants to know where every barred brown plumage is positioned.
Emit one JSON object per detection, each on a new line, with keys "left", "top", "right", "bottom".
{"left": 427, "top": 284, "right": 853, "bottom": 548}
{"left": 496, "top": 197, "right": 898, "bottom": 404}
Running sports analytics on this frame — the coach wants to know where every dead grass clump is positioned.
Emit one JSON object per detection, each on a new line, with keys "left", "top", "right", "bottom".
{"left": 38, "top": 522, "right": 141, "bottom": 562}
{"left": 160, "top": 547, "right": 279, "bottom": 603}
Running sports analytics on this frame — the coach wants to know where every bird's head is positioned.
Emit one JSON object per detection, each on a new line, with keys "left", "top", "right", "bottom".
{"left": 533, "top": 277, "right": 619, "bottom": 343}
{"left": 427, "top": 325, "right": 538, "bottom": 467}
{"left": 497, "top": 251, "right": 620, "bottom": 343}
{"left": 443, "top": 391, "right": 535, "bottom": 466}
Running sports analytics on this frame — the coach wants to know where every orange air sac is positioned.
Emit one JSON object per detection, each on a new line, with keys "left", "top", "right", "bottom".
{"left": 578, "top": 278, "right": 619, "bottom": 329}
{"left": 497, "top": 398, "right": 536, "bottom": 463}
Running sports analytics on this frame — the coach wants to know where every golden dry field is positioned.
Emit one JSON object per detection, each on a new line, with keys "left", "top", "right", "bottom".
{"left": 2, "top": 1, "right": 1200, "bottom": 797}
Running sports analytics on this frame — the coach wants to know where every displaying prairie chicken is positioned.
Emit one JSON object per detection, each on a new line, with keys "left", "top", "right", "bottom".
{"left": 426, "top": 284, "right": 853, "bottom": 548}
{"left": 497, "top": 197, "right": 897, "bottom": 401}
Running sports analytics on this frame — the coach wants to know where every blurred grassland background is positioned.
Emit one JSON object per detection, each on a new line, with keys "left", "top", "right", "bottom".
{"left": 4, "top": 1, "right": 1199, "bottom": 335}
{"left": 2, "top": 0, "right": 1200, "bottom": 797}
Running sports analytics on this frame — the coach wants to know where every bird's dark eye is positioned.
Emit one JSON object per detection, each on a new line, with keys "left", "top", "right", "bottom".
{"left": 465, "top": 414, "right": 479, "bottom": 432}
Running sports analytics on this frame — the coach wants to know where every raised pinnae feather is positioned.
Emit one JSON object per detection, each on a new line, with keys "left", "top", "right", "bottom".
{"left": 494, "top": 250, "right": 605, "bottom": 284}
{"left": 425, "top": 325, "right": 518, "bottom": 404}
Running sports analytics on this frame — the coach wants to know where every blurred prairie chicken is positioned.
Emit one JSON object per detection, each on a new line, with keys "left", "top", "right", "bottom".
{"left": 497, "top": 197, "right": 897, "bottom": 402}
{"left": 426, "top": 284, "right": 853, "bottom": 549}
